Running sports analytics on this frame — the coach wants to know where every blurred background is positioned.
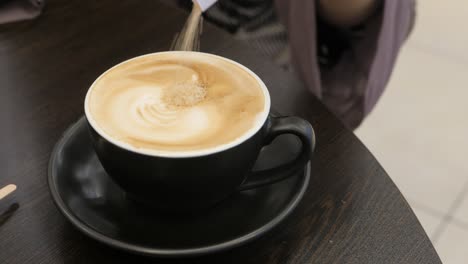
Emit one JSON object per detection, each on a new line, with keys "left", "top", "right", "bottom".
{"left": 356, "top": 1, "right": 468, "bottom": 263}
{"left": 117, "top": 1, "right": 468, "bottom": 262}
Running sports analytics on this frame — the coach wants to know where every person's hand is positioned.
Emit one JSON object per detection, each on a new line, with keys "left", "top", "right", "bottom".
{"left": 317, "top": 0, "right": 380, "bottom": 28}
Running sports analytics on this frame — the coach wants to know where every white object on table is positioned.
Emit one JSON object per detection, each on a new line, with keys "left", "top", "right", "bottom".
{"left": 0, "top": 184, "right": 17, "bottom": 200}
{"left": 193, "top": 0, "right": 217, "bottom": 12}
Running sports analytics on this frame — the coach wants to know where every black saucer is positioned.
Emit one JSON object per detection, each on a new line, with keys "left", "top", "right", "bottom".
{"left": 48, "top": 117, "right": 310, "bottom": 258}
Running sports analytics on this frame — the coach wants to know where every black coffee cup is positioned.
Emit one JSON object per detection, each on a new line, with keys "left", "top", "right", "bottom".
{"left": 84, "top": 52, "right": 316, "bottom": 211}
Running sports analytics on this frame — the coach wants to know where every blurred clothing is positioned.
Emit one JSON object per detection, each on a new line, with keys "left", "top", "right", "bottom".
{"left": 0, "top": 0, "right": 45, "bottom": 24}
{"left": 204, "top": 0, "right": 416, "bottom": 129}
{"left": 276, "top": 0, "right": 416, "bottom": 128}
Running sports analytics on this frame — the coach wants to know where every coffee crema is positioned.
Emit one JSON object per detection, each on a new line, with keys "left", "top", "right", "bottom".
{"left": 86, "top": 52, "right": 266, "bottom": 153}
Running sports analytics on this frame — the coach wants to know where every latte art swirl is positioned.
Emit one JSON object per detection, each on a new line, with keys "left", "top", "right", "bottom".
{"left": 86, "top": 52, "right": 266, "bottom": 153}
{"left": 115, "top": 88, "right": 216, "bottom": 144}
{"left": 134, "top": 94, "right": 178, "bottom": 127}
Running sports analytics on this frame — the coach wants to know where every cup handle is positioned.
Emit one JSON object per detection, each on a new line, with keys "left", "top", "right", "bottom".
{"left": 238, "top": 116, "right": 316, "bottom": 191}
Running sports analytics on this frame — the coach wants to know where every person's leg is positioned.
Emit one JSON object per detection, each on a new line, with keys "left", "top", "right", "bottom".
{"left": 317, "top": 0, "right": 381, "bottom": 28}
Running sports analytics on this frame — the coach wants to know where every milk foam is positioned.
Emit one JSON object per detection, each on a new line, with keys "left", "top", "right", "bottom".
{"left": 111, "top": 85, "right": 216, "bottom": 144}
{"left": 86, "top": 52, "right": 267, "bottom": 154}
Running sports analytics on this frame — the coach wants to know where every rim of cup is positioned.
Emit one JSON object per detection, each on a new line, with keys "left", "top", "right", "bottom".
{"left": 84, "top": 51, "right": 271, "bottom": 158}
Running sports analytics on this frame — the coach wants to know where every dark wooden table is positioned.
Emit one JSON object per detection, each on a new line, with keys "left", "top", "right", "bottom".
{"left": 0, "top": 1, "right": 441, "bottom": 263}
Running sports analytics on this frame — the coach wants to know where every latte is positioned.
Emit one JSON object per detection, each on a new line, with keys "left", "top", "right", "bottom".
{"left": 85, "top": 52, "right": 268, "bottom": 154}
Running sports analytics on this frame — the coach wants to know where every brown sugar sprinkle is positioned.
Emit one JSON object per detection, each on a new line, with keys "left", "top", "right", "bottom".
{"left": 162, "top": 82, "right": 207, "bottom": 108}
